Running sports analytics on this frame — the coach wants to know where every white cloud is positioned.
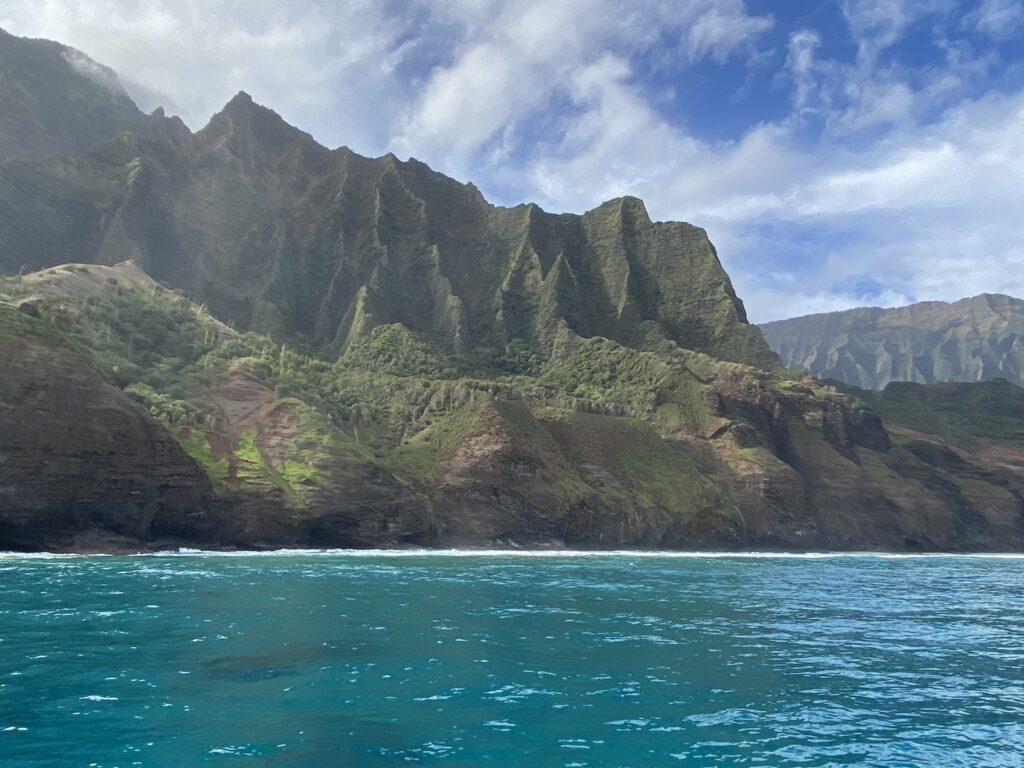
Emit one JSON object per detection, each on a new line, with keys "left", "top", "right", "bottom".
{"left": 973, "top": 0, "right": 1024, "bottom": 40}
{"left": 60, "top": 47, "right": 126, "bottom": 96}
{"left": 389, "top": 0, "right": 773, "bottom": 175}
{"left": 700, "top": 90, "right": 1024, "bottom": 321}
{"left": 683, "top": 2, "right": 775, "bottom": 63}
{"left": 841, "top": 0, "right": 954, "bottom": 62}
{"left": 786, "top": 29, "right": 824, "bottom": 111}
{"left": 0, "top": 0, "right": 774, "bottom": 167}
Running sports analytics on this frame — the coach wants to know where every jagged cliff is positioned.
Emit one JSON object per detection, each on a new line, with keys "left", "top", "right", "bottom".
{"left": 0, "top": 83, "right": 775, "bottom": 369}
{"left": 761, "top": 294, "right": 1024, "bottom": 389}
{"left": 1, "top": 29, "right": 1022, "bottom": 552}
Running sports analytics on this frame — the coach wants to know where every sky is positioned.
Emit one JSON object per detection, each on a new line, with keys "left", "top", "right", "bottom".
{"left": 1, "top": 0, "right": 1022, "bottom": 322}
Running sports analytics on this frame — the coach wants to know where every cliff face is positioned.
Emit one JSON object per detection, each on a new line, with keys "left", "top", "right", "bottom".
{"left": 3, "top": 271, "right": 1021, "bottom": 553}
{"left": 0, "top": 47, "right": 776, "bottom": 368}
{"left": 0, "top": 302, "right": 216, "bottom": 550}
{"left": 1, "top": 29, "right": 1022, "bottom": 552}
{"left": 761, "top": 294, "right": 1024, "bottom": 389}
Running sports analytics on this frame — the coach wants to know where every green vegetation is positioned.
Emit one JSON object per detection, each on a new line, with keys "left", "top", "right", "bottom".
{"left": 2, "top": 268, "right": 761, "bottom": 529}
{"left": 177, "top": 428, "right": 229, "bottom": 480}
{"left": 859, "top": 379, "right": 1024, "bottom": 450}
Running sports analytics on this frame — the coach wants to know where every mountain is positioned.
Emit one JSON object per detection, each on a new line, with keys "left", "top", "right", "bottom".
{"left": 761, "top": 294, "right": 1024, "bottom": 389}
{"left": 0, "top": 28, "right": 168, "bottom": 161}
{"left": 0, "top": 80, "right": 776, "bottom": 369}
{"left": 1, "top": 29, "right": 1023, "bottom": 552}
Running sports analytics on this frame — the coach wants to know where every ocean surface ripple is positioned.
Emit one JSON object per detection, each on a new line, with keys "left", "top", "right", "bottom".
{"left": 0, "top": 552, "right": 1021, "bottom": 766}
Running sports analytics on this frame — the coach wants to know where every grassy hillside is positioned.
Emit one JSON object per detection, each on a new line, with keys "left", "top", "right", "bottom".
{"left": 846, "top": 379, "right": 1024, "bottom": 450}
{"left": 5, "top": 260, "right": 1024, "bottom": 552}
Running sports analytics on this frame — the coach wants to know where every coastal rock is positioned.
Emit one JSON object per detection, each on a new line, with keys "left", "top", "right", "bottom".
{"left": 0, "top": 303, "right": 216, "bottom": 550}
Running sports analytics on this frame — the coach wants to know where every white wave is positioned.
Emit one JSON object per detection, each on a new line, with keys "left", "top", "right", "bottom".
{"left": 1, "top": 548, "right": 1023, "bottom": 560}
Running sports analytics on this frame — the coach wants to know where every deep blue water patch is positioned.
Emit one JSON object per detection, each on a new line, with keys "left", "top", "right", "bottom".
{"left": 1, "top": 552, "right": 1022, "bottom": 766}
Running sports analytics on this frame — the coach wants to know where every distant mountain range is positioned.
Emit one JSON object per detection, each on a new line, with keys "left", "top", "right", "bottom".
{"left": 761, "top": 294, "right": 1024, "bottom": 389}
{"left": 2, "top": 28, "right": 1023, "bottom": 553}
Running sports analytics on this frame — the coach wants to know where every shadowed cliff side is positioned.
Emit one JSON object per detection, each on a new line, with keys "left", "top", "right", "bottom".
{"left": 0, "top": 301, "right": 216, "bottom": 550}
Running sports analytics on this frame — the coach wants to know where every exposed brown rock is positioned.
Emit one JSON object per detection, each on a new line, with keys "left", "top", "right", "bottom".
{"left": 0, "top": 308, "right": 216, "bottom": 550}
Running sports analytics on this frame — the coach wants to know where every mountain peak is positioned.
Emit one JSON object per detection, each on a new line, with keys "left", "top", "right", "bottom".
{"left": 0, "top": 29, "right": 150, "bottom": 160}
{"left": 218, "top": 89, "right": 274, "bottom": 122}
{"left": 587, "top": 195, "right": 651, "bottom": 224}
{"left": 200, "top": 90, "right": 312, "bottom": 158}
{"left": 225, "top": 89, "right": 254, "bottom": 109}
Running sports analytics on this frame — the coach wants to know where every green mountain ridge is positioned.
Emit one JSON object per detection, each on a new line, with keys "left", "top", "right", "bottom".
{"left": 761, "top": 293, "right": 1024, "bottom": 389}
{"left": 0, "top": 79, "right": 776, "bottom": 369}
{"left": 1, "top": 29, "right": 1023, "bottom": 552}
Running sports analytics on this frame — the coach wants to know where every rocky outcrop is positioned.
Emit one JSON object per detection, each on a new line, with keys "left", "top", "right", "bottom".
{"left": 0, "top": 302, "right": 216, "bottom": 550}
{"left": 761, "top": 294, "right": 1024, "bottom": 389}
{"left": 382, "top": 364, "right": 1024, "bottom": 552}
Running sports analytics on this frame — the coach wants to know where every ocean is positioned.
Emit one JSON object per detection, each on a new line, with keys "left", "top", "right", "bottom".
{"left": 1, "top": 551, "right": 1022, "bottom": 766}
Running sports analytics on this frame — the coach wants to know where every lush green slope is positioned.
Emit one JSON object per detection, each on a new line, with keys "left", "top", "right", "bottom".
{"left": 3, "top": 264, "right": 1023, "bottom": 551}
{"left": 761, "top": 294, "right": 1024, "bottom": 389}
{"left": 836, "top": 378, "right": 1024, "bottom": 451}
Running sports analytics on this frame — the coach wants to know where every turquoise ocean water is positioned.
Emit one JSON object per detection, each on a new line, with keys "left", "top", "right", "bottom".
{"left": 1, "top": 552, "right": 1022, "bottom": 767}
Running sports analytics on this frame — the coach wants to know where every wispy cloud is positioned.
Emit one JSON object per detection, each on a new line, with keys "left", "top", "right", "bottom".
{"left": 390, "top": 0, "right": 773, "bottom": 176}
{"left": 973, "top": 0, "right": 1024, "bottom": 40}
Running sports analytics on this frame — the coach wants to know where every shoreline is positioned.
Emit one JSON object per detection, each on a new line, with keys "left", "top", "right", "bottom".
{"left": 2, "top": 548, "right": 1023, "bottom": 559}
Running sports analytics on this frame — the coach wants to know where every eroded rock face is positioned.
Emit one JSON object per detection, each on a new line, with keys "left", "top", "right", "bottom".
{"left": 0, "top": 31, "right": 776, "bottom": 369}
{"left": 0, "top": 307, "right": 216, "bottom": 550}
{"left": 761, "top": 294, "right": 1024, "bottom": 389}
{"left": 701, "top": 371, "right": 1024, "bottom": 552}
{"left": 187, "top": 371, "right": 432, "bottom": 549}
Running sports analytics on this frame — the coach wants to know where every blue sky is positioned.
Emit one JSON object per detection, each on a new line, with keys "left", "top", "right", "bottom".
{"left": 2, "top": 0, "right": 1023, "bottom": 321}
